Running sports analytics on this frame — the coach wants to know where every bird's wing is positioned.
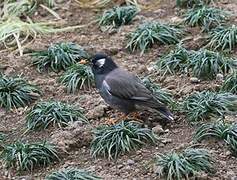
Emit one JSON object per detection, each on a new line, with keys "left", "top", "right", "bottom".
{"left": 103, "top": 68, "right": 174, "bottom": 121}
{"left": 103, "top": 68, "right": 153, "bottom": 100}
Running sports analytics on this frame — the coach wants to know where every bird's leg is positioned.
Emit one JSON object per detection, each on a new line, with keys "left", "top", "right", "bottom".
{"left": 104, "top": 113, "right": 127, "bottom": 125}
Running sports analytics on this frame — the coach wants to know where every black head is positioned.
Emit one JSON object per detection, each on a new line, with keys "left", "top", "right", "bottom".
{"left": 91, "top": 53, "right": 118, "bottom": 75}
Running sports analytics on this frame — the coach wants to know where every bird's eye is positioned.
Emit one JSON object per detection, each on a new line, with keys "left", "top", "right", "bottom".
{"left": 96, "top": 58, "right": 106, "bottom": 67}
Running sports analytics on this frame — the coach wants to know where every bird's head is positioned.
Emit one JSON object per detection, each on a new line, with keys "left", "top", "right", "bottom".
{"left": 91, "top": 53, "right": 118, "bottom": 75}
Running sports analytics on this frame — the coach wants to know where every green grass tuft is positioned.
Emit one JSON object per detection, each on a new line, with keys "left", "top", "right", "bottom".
{"left": 126, "top": 22, "right": 183, "bottom": 55}
{"left": 207, "top": 25, "right": 237, "bottom": 51}
{"left": 194, "top": 121, "right": 237, "bottom": 155}
{"left": 157, "top": 47, "right": 234, "bottom": 80}
{"left": 156, "top": 44, "right": 190, "bottom": 75}
{"left": 45, "top": 167, "right": 102, "bottom": 180}
{"left": 32, "top": 42, "right": 89, "bottom": 72}
{"left": 184, "top": 6, "right": 229, "bottom": 31}
{"left": 59, "top": 63, "right": 94, "bottom": 93}
{"left": 0, "top": 75, "right": 41, "bottom": 109}
{"left": 194, "top": 121, "right": 231, "bottom": 141}
{"left": 188, "top": 49, "right": 233, "bottom": 80}
{"left": 99, "top": 5, "right": 139, "bottom": 28}
{"left": 221, "top": 72, "right": 237, "bottom": 94}
{"left": 91, "top": 121, "right": 157, "bottom": 159}
{"left": 0, "top": 141, "right": 59, "bottom": 171}
{"left": 26, "top": 101, "right": 87, "bottom": 131}
{"left": 182, "top": 91, "right": 237, "bottom": 122}
{"left": 155, "top": 148, "right": 214, "bottom": 180}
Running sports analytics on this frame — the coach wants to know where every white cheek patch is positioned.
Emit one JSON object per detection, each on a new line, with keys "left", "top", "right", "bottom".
{"left": 96, "top": 58, "right": 106, "bottom": 67}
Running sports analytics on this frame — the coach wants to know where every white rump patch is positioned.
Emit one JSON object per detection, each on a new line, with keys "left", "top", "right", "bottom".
{"left": 96, "top": 58, "right": 106, "bottom": 67}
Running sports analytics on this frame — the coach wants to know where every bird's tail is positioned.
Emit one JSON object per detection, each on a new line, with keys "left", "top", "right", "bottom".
{"left": 157, "top": 106, "right": 174, "bottom": 121}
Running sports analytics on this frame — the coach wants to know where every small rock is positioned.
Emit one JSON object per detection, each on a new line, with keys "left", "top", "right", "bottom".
{"left": 158, "top": 143, "right": 165, "bottom": 148}
{"left": 226, "top": 150, "right": 232, "bottom": 156}
{"left": 87, "top": 104, "right": 107, "bottom": 119}
{"left": 152, "top": 125, "right": 164, "bottom": 134}
{"left": 216, "top": 73, "right": 224, "bottom": 81}
{"left": 161, "top": 138, "right": 172, "bottom": 144}
{"left": 190, "top": 77, "right": 200, "bottom": 83}
{"left": 127, "top": 159, "right": 135, "bottom": 165}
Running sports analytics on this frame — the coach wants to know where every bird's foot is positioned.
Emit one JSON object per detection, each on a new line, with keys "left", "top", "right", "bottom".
{"left": 104, "top": 113, "right": 127, "bottom": 125}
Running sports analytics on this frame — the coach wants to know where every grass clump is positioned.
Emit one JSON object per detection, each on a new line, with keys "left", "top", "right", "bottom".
{"left": 59, "top": 63, "right": 94, "bottom": 93}
{"left": 91, "top": 121, "right": 157, "bottom": 159}
{"left": 157, "top": 47, "right": 233, "bottom": 80}
{"left": 1, "top": 0, "right": 36, "bottom": 18}
{"left": 142, "top": 77, "right": 175, "bottom": 108}
{"left": 156, "top": 44, "right": 190, "bottom": 75}
{"left": 176, "top": 0, "right": 212, "bottom": 8}
{"left": 184, "top": 6, "right": 229, "bottom": 31}
{"left": 221, "top": 72, "right": 237, "bottom": 94}
{"left": 26, "top": 101, "right": 87, "bottom": 131}
{"left": 155, "top": 148, "right": 214, "bottom": 180}
{"left": 0, "top": 141, "right": 59, "bottom": 171}
{"left": 194, "top": 121, "right": 237, "bottom": 155}
{"left": 99, "top": 5, "right": 138, "bottom": 28}
{"left": 182, "top": 91, "right": 237, "bottom": 122}
{"left": 188, "top": 49, "right": 233, "bottom": 80}
{"left": 126, "top": 22, "right": 183, "bottom": 55}
{"left": 45, "top": 167, "right": 102, "bottom": 180}
{"left": 0, "top": 17, "right": 71, "bottom": 56}
{"left": 194, "top": 120, "right": 231, "bottom": 141}
{"left": 32, "top": 42, "right": 89, "bottom": 72}
{"left": 0, "top": 75, "right": 40, "bottom": 109}
{"left": 207, "top": 25, "right": 237, "bottom": 51}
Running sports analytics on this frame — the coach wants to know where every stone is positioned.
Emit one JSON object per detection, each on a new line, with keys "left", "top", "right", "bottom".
{"left": 152, "top": 125, "right": 164, "bottom": 134}
{"left": 190, "top": 77, "right": 200, "bottom": 83}
{"left": 127, "top": 159, "right": 135, "bottom": 165}
{"left": 216, "top": 73, "right": 224, "bottom": 81}
{"left": 161, "top": 138, "right": 172, "bottom": 144}
{"left": 86, "top": 104, "right": 107, "bottom": 119}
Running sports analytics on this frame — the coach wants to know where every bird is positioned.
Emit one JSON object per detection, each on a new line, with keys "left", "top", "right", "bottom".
{"left": 88, "top": 53, "right": 174, "bottom": 123}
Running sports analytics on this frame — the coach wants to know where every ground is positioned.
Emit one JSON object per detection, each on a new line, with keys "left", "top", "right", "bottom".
{"left": 0, "top": 0, "right": 237, "bottom": 179}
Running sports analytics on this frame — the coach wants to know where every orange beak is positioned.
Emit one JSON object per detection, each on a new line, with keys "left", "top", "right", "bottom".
{"left": 79, "top": 59, "right": 87, "bottom": 64}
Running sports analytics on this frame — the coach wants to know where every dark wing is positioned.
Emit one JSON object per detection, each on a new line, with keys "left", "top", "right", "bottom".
{"left": 103, "top": 68, "right": 174, "bottom": 121}
{"left": 103, "top": 68, "right": 154, "bottom": 101}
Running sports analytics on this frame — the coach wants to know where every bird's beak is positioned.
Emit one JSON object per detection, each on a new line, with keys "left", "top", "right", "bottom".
{"left": 78, "top": 59, "right": 88, "bottom": 65}
{"left": 78, "top": 59, "right": 93, "bottom": 66}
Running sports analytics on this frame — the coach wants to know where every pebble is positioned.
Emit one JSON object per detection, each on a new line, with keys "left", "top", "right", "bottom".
{"left": 216, "top": 73, "right": 224, "bottom": 81}
{"left": 87, "top": 104, "right": 107, "bottom": 119}
{"left": 190, "top": 77, "right": 200, "bottom": 83}
{"left": 127, "top": 159, "right": 135, "bottom": 165}
{"left": 152, "top": 125, "right": 164, "bottom": 134}
{"left": 226, "top": 150, "right": 232, "bottom": 156}
{"left": 161, "top": 138, "right": 172, "bottom": 144}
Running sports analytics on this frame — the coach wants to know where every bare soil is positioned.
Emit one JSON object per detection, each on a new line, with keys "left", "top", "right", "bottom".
{"left": 0, "top": 0, "right": 237, "bottom": 179}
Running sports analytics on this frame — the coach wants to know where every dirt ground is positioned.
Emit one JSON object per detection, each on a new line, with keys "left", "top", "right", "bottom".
{"left": 0, "top": 0, "right": 237, "bottom": 179}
